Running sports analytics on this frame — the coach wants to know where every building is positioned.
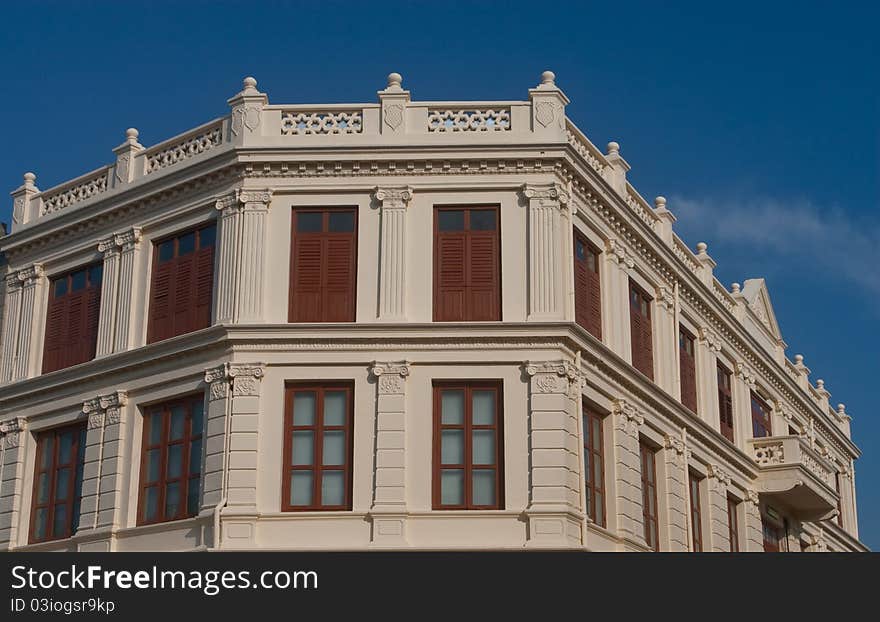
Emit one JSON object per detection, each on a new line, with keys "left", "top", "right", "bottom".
{"left": 0, "top": 72, "right": 866, "bottom": 552}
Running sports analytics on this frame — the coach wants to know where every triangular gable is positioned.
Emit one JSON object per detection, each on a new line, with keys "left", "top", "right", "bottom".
{"left": 741, "top": 278, "right": 782, "bottom": 340}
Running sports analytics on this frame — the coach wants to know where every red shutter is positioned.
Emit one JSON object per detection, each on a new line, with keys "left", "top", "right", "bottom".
{"left": 629, "top": 284, "right": 654, "bottom": 380}
{"left": 324, "top": 236, "right": 356, "bottom": 322}
{"left": 574, "top": 232, "right": 602, "bottom": 339}
{"left": 641, "top": 309, "right": 654, "bottom": 380}
{"left": 290, "top": 236, "right": 323, "bottom": 322}
{"left": 194, "top": 243, "right": 214, "bottom": 330}
{"left": 468, "top": 233, "right": 500, "bottom": 321}
{"left": 679, "top": 329, "right": 698, "bottom": 413}
{"left": 82, "top": 285, "right": 100, "bottom": 363}
{"left": 148, "top": 255, "right": 174, "bottom": 343}
{"left": 42, "top": 293, "right": 68, "bottom": 373}
{"left": 630, "top": 299, "right": 643, "bottom": 372}
{"left": 587, "top": 251, "right": 602, "bottom": 339}
{"left": 42, "top": 268, "right": 101, "bottom": 373}
{"left": 435, "top": 234, "right": 466, "bottom": 321}
{"left": 173, "top": 252, "right": 195, "bottom": 333}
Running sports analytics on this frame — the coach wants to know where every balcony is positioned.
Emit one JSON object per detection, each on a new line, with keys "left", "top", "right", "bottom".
{"left": 748, "top": 435, "right": 838, "bottom": 521}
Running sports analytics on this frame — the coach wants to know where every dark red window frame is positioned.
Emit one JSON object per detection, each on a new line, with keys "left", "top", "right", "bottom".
{"left": 288, "top": 207, "right": 358, "bottom": 323}
{"left": 718, "top": 362, "right": 735, "bottom": 442}
{"left": 751, "top": 391, "right": 773, "bottom": 438}
{"left": 42, "top": 264, "right": 103, "bottom": 374}
{"left": 29, "top": 423, "right": 86, "bottom": 543}
{"left": 433, "top": 206, "right": 501, "bottom": 322}
{"left": 639, "top": 440, "right": 659, "bottom": 551}
{"left": 574, "top": 230, "right": 602, "bottom": 339}
{"left": 728, "top": 496, "right": 740, "bottom": 552}
{"left": 629, "top": 280, "right": 654, "bottom": 380}
{"left": 835, "top": 473, "right": 844, "bottom": 527}
{"left": 137, "top": 394, "right": 204, "bottom": 525}
{"left": 679, "top": 325, "right": 698, "bottom": 414}
{"left": 762, "top": 516, "right": 783, "bottom": 552}
{"left": 282, "top": 383, "right": 354, "bottom": 511}
{"left": 689, "top": 471, "right": 703, "bottom": 552}
{"left": 583, "top": 406, "right": 605, "bottom": 527}
{"left": 147, "top": 223, "right": 216, "bottom": 344}
{"left": 433, "top": 382, "right": 504, "bottom": 510}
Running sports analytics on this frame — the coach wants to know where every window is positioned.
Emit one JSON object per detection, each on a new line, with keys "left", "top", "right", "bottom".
{"left": 629, "top": 281, "right": 654, "bottom": 380}
{"left": 583, "top": 407, "right": 605, "bottom": 527}
{"left": 30, "top": 423, "right": 86, "bottom": 543}
{"left": 42, "top": 264, "right": 103, "bottom": 373}
{"left": 762, "top": 516, "right": 783, "bottom": 552}
{"left": 574, "top": 231, "right": 601, "bottom": 339}
{"left": 283, "top": 384, "right": 353, "bottom": 511}
{"left": 689, "top": 472, "right": 703, "bottom": 552}
{"left": 138, "top": 394, "right": 204, "bottom": 525}
{"left": 679, "top": 326, "right": 697, "bottom": 413}
{"left": 728, "top": 496, "right": 740, "bottom": 552}
{"left": 433, "top": 206, "right": 501, "bottom": 322}
{"left": 717, "top": 362, "right": 734, "bottom": 442}
{"left": 639, "top": 440, "right": 659, "bottom": 551}
{"left": 289, "top": 208, "right": 358, "bottom": 322}
{"left": 836, "top": 473, "right": 844, "bottom": 528}
{"left": 147, "top": 224, "right": 216, "bottom": 343}
{"left": 751, "top": 391, "right": 773, "bottom": 438}
{"left": 433, "top": 382, "right": 503, "bottom": 509}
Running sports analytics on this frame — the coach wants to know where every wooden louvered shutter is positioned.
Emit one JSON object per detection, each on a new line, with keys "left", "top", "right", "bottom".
{"left": 42, "top": 289, "right": 68, "bottom": 373}
{"left": 641, "top": 302, "right": 654, "bottom": 380}
{"left": 148, "top": 252, "right": 174, "bottom": 343}
{"left": 468, "top": 231, "right": 500, "bottom": 321}
{"left": 290, "top": 235, "right": 323, "bottom": 322}
{"left": 574, "top": 232, "right": 602, "bottom": 339}
{"left": 325, "top": 236, "right": 356, "bottom": 322}
{"left": 587, "top": 249, "right": 602, "bottom": 338}
{"left": 194, "top": 238, "right": 215, "bottom": 330}
{"left": 630, "top": 292, "right": 643, "bottom": 372}
{"left": 679, "top": 328, "right": 697, "bottom": 413}
{"left": 173, "top": 251, "right": 195, "bottom": 334}
{"left": 435, "top": 234, "right": 467, "bottom": 322}
{"left": 82, "top": 284, "right": 100, "bottom": 363}
{"left": 630, "top": 283, "right": 654, "bottom": 380}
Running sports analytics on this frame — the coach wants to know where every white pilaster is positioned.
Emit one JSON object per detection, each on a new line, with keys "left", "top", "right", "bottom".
{"left": 662, "top": 434, "right": 689, "bottom": 551}
{"left": 114, "top": 228, "right": 142, "bottom": 352}
{"left": 95, "top": 237, "right": 120, "bottom": 357}
{"left": 0, "top": 418, "right": 28, "bottom": 549}
{"left": 603, "top": 238, "right": 634, "bottom": 361}
{"left": 653, "top": 286, "right": 678, "bottom": 397}
{"left": 743, "top": 489, "right": 764, "bottom": 551}
{"left": 696, "top": 326, "right": 722, "bottom": 427}
{"left": 706, "top": 464, "right": 732, "bottom": 552}
{"left": 521, "top": 183, "right": 569, "bottom": 321}
{"left": 373, "top": 188, "right": 413, "bottom": 320}
{"left": 611, "top": 398, "right": 646, "bottom": 548}
{"left": 202, "top": 365, "right": 230, "bottom": 512}
{"left": 3, "top": 264, "right": 46, "bottom": 381}
{"left": 0, "top": 274, "right": 22, "bottom": 383}
{"left": 734, "top": 361, "right": 758, "bottom": 447}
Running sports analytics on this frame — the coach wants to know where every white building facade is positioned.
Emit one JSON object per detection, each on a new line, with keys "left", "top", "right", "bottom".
{"left": 0, "top": 72, "right": 866, "bottom": 552}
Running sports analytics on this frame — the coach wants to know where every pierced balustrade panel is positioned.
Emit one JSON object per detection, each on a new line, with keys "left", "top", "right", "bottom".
{"left": 281, "top": 111, "right": 363, "bottom": 135}
{"left": 565, "top": 127, "right": 606, "bottom": 174}
{"left": 427, "top": 109, "right": 511, "bottom": 132}
{"left": 752, "top": 440, "right": 785, "bottom": 465}
{"left": 40, "top": 170, "right": 109, "bottom": 215}
{"left": 145, "top": 122, "right": 224, "bottom": 175}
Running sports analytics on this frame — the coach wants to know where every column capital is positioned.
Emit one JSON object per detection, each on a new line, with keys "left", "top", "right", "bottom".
{"left": 525, "top": 360, "right": 581, "bottom": 396}
{"left": 216, "top": 188, "right": 273, "bottom": 215}
{"left": 520, "top": 182, "right": 569, "bottom": 208}
{"left": 204, "top": 364, "right": 230, "bottom": 401}
{"left": 0, "top": 417, "right": 27, "bottom": 448}
{"left": 370, "top": 360, "right": 411, "bottom": 395}
{"left": 11, "top": 263, "right": 44, "bottom": 289}
{"left": 612, "top": 398, "right": 644, "bottom": 437}
{"left": 655, "top": 285, "right": 675, "bottom": 312}
{"left": 746, "top": 489, "right": 760, "bottom": 506}
{"left": 605, "top": 238, "right": 634, "bottom": 270}
{"left": 698, "top": 326, "right": 722, "bottom": 353}
{"left": 707, "top": 464, "right": 732, "bottom": 492}
{"left": 664, "top": 433, "right": 691, "bottom": 462}
{"left": 229, "top": 363, "right": 266, "bottom": 397}
{"left": 82, "top": 391, "right": 128, "bottom": 427}
{"left": 372, "top": 186, "right": 414, "bottom": 209}
{"left": 115, "top": 227, "right": 142, "bottom": 252}
{"left": 735, "top": 361, "right": 758, "bottom": 388}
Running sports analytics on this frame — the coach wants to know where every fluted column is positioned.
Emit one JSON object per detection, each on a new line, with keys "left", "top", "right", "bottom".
{"left": 524, "top": 360, "right": 582, "bottom": 548}
{"left": 696, "top": 326, "right": 722, "bottom": 427}
{"left": 0, "top": 418, "right": 28, "bottom": 549}
{"left": 743, "top": 489, "right": 764, "bottom": 551}
{"left": 603, "top": 239, "right": 634, "bottom": 361}
{"left": 611, "top": 398, "right": 646, "bottom": 548}
{"left": 369, "top": 361, "right": 410, "bottom": 546}
{"left": 373, "top": 187, "right": 413, "bottom": 320}
{"left": 662, "top": 434, "right": 689, "bottom": 551}
{"left": 654, "top": 286, "right": 678, "bottom": 397}
{"left": 734, "top": 361, "right": 758, "bottom": 447}
{"left": 113, "top": 228, "right": 142, "bottom": 352}
{"left": 95, "top": 237, "right": 120, "bottom": 356}
{"left": 706, "top": 464, "right": 732, "bottom": 551}
{"left": 0, "top": 275, "right": 23, "bottom": 383}
{"left": 521, "top": 184, "right": 569, "bottom": 321}
{"left": 1, "top": 264, "right": 45, "bottom": 382}
{"left": 215, "top": 189, "right": 273, "bottom": 324}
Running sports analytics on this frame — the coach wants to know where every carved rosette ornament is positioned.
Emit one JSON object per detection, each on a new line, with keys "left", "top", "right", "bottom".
{"left": 605, "top": 238, "right": 635, "bottom": 270}
{"left": 707, "top": 464, "right": 732, "bottom": 493}
{"left": 525, "top": 361, "right": 581, "bottom": 397}
{"left": 0, "top": 417, "right": 27, "bottom": 449}
{"left": 612, "top": 398, "right": 644, "bottom": 437}
{"left": 698, "top": 326, "right": 722, "bottom": 353}
{"left": 370, "top": 361, "right": 411, "bottom": 395}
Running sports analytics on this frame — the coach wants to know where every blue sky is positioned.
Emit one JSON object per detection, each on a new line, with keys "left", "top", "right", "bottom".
{"left": 1, "top": 1, "right": 877, "bottom": 547}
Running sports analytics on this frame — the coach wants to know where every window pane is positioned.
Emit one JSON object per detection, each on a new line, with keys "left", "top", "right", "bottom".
{"left": 472, "top": 469, "right": 496, "bottom": 505}
{"left": 53, "top": 504, "right": 68, "bottom": 537}
{"left": 167, "top": 444, "right": 183, "bottom": 479}
{"left": 54, "top": 278, "right": 68, "bottom": 298}
{"left": 593, "top": 454, "right": 603, "bottom": 486}
{"left": 178, "top": 232, "right": 196, "bottom": 256}
{"left": 292, "top": 432, "right": 315, "bottom": 465}
{"left": 36, "top": 472, "right": 50, "bottom": 504}
{"left": 440, "top": 390, "right": 464, "bottom": 425}
{"left": 470, "top": 210, "right": 496, "bottom": 231}
{"left": 146, "top": 449, "right": 161, "bottom": 483}
{"left": 165, "top": 482, "right": 181, "bottom": 518}
{"left": 88, "top": 264, "right": 103, "bottom": 287}
{"left": 191, "top": 400, "right": 204, "bottom": 436}
{"left": 591, "top": 418, "right": 602, "bottom": 451}
{"left": 33, "top": 507, "right": 48, "bottom": 540}
{"left": 322, "top": 431, "right": 346, "bottom": 466}
{"left": 472, "top": 430, "right": 495, "bottom": 465}
{"left": 297, "top": 212, "right": 323, "bottom": 232}
{"left": 321, "top": 471, "right": 345, "bottom": 506}
{"left": 149, "top": 414, "right": 163, "bottom": 445}
{"left": 199, "top": 224, "right": 216, "bottom": 248}
{"left": 328, "top": 211, "right": 355, "bottom": 232}
{"left": 472, "top": 391, "right": 495, "bottom": 425}
{"left": 576, "top": 239, "right": 586, "bottom": 260}
{"left": 39, "top": 437, "right": 52, "bottom": 469}
{"left": 169, "top": 406, "right": 186, "bottom": 441}
{"left": 71, "top": 270, "right": 87, "bottom": 291}
{"left": 293, "top": 392, "right": 316, "bottom": 425}
{"left": 187, "top": 477, "right": 200, "bottom": 516}
{"left": 144, "top": 486, "right": 159, "bottom": 521}
{"left": 158, "top": 240, "right": 175, "bottom": 263}
{"left": 290, "top": 471, "right": 313, "bottom": 506}
{"left": 59, "top": 431, "right": 74, "bottom": 464}
{"left": 438, "top": 210, "right": 465, "bottom": 231}
{"left": 323, "top": 391, "right": 346, "bottom": 426}
{"left": 55, "top": 468, "right": 70, "bottom": 501}
{"left": 189, "top": 439, "right": 202, "bottom": 475}
{"left": 440, "top": 469, "right": 464, "bottom": 505}
{"left": 441, "top": 430, "right": 464, "bottom": 464}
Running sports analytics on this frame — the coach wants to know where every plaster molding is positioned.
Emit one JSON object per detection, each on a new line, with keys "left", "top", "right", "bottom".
{"left": 612, "top": 398, "right": 644, "bottom": 437}
{"left": 373, "top": 186, "right": 414, "bottom": 209}
{"left": 370, "top": 361, "right": 411, "bottom": 395}
{"left": 0, "top": 417, "right": 27, "bottom": 449}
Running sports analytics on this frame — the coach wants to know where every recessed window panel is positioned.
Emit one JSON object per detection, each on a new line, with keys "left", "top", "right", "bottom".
{"left": 328, "top": 211, "right": 355, "bottom": 232}
{"left": 297, "top": 212, "right": 323, "bottom": 232}
{"left": 470, "top": 210, "right": 497, "bottom": 231}
{"left": 438, "top": 210, "right": 465, "bottom": 231}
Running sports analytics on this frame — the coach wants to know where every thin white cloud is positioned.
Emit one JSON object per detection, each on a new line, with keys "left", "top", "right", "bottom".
{"left": 670, "top": 195, "right": 880, "bottom": 299}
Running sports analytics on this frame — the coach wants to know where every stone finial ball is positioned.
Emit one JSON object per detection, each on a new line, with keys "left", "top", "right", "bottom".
{"left": 243, "top": 76, "right": 257, "bottom": 89}
{"left": 794, "top": 354, "right": 804, "bottom": 364}
{"left": 387, "top": 72, "right": 403, "bottom": 88}
{"left": 838, "top": 403, "right": 846, "bottom": 412}
{"left": 541, "top": 70, "right": 556, "bottom": 85}
{"left": 654, "top": 196, "right": 667, "bottom": 208}
{"left": 607, "top": 141, "right": 620, "bottom": 154}
{"left": 23, "top": 172, "right": 36, "bottom": 183}
{"left": 816, "top": 379, "right": 825, "bottom": 388}
{"left": 125, "top": 128, "right": 139, "bottom": 140}
{"left": 731, "top": 282, "right": 741, "bottom": 293}
{"left": 696, "top": 242, "right": 708, "bottom": 253}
